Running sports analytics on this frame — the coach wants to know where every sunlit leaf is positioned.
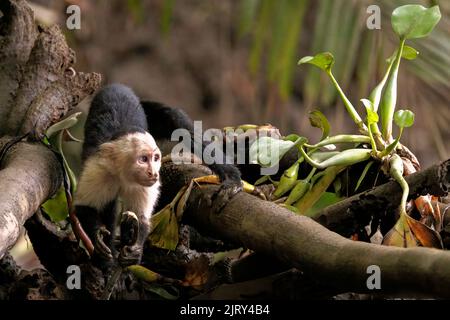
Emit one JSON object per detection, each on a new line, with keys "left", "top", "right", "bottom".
{"left": 391, "top": 5, "right": 441, "bottom": 40}
{"left": 309, "top": 110, "right": 331, "bottom": 140}
{"left": 387, "top": 45, "right": 419, "bottom": 64}
{"left": 361, "top": 99, "right": 379, "bottom": 125}
{"left": 298, "top": 52, "right": 334, "bottom": 71}
{"left": 127, "top": 265, "right": 161, "bottom": 283}
{"left": 249, "top": 137, "right": 296, "bottom": 167}
{"left": 41, "top": 186, "right": 69, "bottom": 222}
{"left": 303, "top": 192, "right": 342, "bottom": 217}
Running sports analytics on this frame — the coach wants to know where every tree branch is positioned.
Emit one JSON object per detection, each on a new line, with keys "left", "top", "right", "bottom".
{"left": 315, "top": 159, "right": 450, "bottom": 236}
{"left": 160, "top": 160, "right": 450, "bottom": 298}
{"left": 0, "top": 138, "right": 62, "bottom": 258}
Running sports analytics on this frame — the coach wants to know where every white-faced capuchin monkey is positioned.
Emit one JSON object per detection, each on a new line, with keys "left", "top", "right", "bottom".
{"left": 74, "top": 84, "right": 241, "bottom": 269}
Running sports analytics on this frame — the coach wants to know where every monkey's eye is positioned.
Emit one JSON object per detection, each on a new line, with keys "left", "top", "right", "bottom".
{"left": 138, "top": 155, "right": 149, "bottom": 163}
{"left": 154, "top": 154, "right": 160, "bottom": 162}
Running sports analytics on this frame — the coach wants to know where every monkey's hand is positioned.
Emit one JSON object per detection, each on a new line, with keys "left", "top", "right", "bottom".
{"left": 209, "top": 164, "right": 243, "bottom": 213}
{"left": 94, "top": 226, "right": 113, "bottom": 260}
{"left": 118, "top": 245, "right": 143, "bottom": 267}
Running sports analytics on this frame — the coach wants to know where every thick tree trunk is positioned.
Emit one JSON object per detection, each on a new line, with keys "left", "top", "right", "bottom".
{"left": 0, "top": 0, "right": 100, "bottom": 259}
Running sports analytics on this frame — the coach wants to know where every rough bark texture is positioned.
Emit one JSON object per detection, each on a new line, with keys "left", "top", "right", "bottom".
{"left": 0, "top": 0, "right": 101, "bottom": 139}
{"left": 0, "top": 138, "right": 62, "bottom": 258}
{"left": 0, "top": 0, "right": 37, "bottom": 128}
{"left": 0, "top": 0, "right": 101, "bottom": 259}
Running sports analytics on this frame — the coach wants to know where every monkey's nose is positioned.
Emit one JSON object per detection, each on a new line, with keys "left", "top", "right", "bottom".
{"left": 148, "top": 172, "right": 158, "bottom": 180}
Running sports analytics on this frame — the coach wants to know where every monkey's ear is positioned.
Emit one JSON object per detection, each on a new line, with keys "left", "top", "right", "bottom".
{"left": 99, "top": 142, "right": 117, "bottom": 158}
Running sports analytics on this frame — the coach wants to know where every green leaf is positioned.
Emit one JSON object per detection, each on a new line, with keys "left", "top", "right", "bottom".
{"left": 304, "top": 192, "right": 342, "bottom": 217}
{"left": 309, "top": 110, "right": 331, "bottom": 140}
{"left": 298, "top": 52, "right": 334, "bottom": 71}
{"left": 284, "top": 134, "right": 300, "bottom": 143}
{"left": 386, "top": 45, "right": 419, "bottom": 64}
{"left": 394, "top": 109, "right": 415, "bottom": 128}
{"left": 249, "top": 137, "right": 296, "bottom": 167}
{"left": 391, "top": 5, "right": 441, "bottom": 40}
{"left": 360, "top": 98, "right": 374, "bottom": 112}
{"left": 355, "top": 161, "right": 374, "bottom": 192}
{"left": 254, "top": 175, "right": 269, "bottom": 186}
{"left": 361, "top": 99, "right": 379, "bottom": 125}
{"left": 401, "top": 45, "right": 420, "bottom": 62}
{"left": 46, "top": 112, "right": 83, "bottom": 138}
{"left": 41, "top": 186, "right": 69, "bottom": 222}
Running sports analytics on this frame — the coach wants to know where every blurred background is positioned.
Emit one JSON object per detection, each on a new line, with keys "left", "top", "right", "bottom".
{"left": 29, "top": 0, "right": 449, "bottom": 169}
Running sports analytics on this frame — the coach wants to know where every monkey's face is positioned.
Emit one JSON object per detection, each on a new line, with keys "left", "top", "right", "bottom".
{"left": 130, "top": 133, "right": 162, "bottom": 187}
{"left": 100, "top": 132, "right": 162, "bottom": 187}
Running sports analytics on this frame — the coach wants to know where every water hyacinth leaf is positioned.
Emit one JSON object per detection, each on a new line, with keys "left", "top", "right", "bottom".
{"left": 284, "top": 133, "right": 300, "bottom": 143}
{"left": 309, "top": 110, "right": 331, "bottom": 140}
{"left": 295, "top": 165, "right": 345, "bottom": 214}
{"left": 285, "top": 180, "right": 310, "bottom": 205}
{"left": 127, "top": 265, "right": 162, "bottom": 283}
{"left": 273, "top": 161, "right": 300, "bottom": 198}
{"left": 249, "top": 136, "right": 296, "bottom": 167}
{"left": 361, "top": 98, "right": 375, "bottom": 112}
{"left": 298, "top": 52, "right": 335, "bottom": 71}
{"left": 386, "top": 45, "right": 419, "bottom": 64}
{"left": 310, "top": 151, "right": 340, "bottom": 162}
{"left": 301, "top": 147, "right": 371, "bottom": 170}
{"left": 392, "top": 5, "right": 441, "bottom": 40}
{"left": 394, "top": 109, "right": 415, "bottom": 128}
{"left": 402, "top": 45, "right": 419, "bottom": 59}
{"left": 41, "top": 186, "right": 69, "bottom": 222}
{"left": 355, "top": 160, "right": 374, "bottom": 192}
{"left": 304, "top": 192, "right": 342, "bottom": 218}
{"left": 306, "top": 134, "right": 371, "bottom": 149}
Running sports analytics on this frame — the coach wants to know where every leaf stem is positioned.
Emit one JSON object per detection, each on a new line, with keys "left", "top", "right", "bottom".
{"left": 327, "top": 70, "right": 367, "bottom": 132}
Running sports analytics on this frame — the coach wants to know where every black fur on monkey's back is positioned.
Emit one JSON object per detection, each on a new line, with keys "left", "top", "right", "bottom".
{"left": 82, "top": 84, "right": 148, "bottom": 161}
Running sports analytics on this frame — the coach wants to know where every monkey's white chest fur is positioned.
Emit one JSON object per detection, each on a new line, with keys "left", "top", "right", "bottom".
{"left": 119, "top": 182, "right": 161, "bottom": 221}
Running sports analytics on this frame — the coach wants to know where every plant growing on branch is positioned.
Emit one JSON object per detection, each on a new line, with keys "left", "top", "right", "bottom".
{"left": 249, "top": 4, "right": 443, "bottom": 248}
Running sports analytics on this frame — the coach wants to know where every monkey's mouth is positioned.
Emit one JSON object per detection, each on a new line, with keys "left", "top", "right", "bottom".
{"left": 145, "top": 177, "right": 158, "bottom": 186}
